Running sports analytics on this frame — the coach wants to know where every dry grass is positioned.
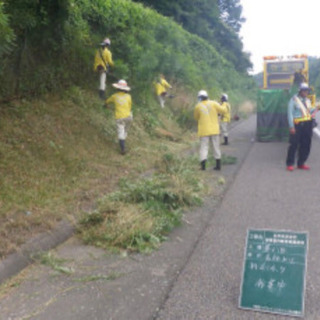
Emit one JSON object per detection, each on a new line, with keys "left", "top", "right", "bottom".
{"left": 238, "top": 100, "right": 256, "bottom": 115}
{"left": 81, "top": 203, "right": 155, "bottom": 250}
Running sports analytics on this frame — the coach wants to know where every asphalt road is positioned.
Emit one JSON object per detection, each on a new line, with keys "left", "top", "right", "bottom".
{"left": 156, "top": 118, "right": 320, "bottom": 320}
{"left": 3, "top": 114, "right": 320, "bottom": 320}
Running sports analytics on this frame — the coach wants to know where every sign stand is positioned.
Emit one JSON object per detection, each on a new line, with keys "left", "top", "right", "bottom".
{"left": 239, "top": 229, "right": 308, "bottom": 317}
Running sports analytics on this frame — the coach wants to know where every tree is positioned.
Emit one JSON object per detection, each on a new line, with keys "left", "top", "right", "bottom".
{"left": 133, "top": 0, "right": 251, "bottom": 72}
{"left": 218, "top": 0, "right": 246, "bottom": 33}
{"left": 0, "top": 0, "right": 88, "bottom": 99}
{"left": 0, "top": 2, "right": 15, "bottom": 58}
{"left": 3, "top": 0, "right": 69, "bottom": 45}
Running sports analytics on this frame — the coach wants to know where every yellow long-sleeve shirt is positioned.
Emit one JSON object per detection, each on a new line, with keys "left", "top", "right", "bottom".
{"left": 155, "top": 78, "right": 171, "bottom": 96}
{"left": 194, "top": 100, "right": 227, "bottom": 137}
{"left": 106, "top": 92, "right": 132, "bottom": 120}
{"left": 94, "top": 47, "right": 114, "bottom": 71}
{"left": 220, "top": 102, "right": 231, "bottom": 123}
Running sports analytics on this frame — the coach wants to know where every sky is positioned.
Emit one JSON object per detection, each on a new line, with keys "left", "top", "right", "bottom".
{"left": 240, "top": 0, "right": 319, "bottom": 74}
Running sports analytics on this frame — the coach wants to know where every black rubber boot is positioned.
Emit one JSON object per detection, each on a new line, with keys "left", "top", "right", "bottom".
{"left": 214, "top": 159, "right": 221, "bottom": 171}
{"left": 119, "top": 139, "right": 126, "bottom": 155}
{"left": 222, "top": 136, "right": 228, "bottom": 145}
{"left": 200, "top": 160, "right": 206, "bottom": 171}
{"left": 99, "top": 90, "right": 105, "bottom": 100}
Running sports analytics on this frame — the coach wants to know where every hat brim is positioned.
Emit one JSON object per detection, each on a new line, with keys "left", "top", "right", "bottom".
{"left": 112, "top": 83, "right": 131, "bottom": 91}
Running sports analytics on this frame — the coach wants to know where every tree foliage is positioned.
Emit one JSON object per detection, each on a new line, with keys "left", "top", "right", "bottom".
{"left": 0, "top": 0, "right": 254, "bottom": 102}
{"left": 218, "top": 0, "right": 246, "bottom": 33}
{"left": 0, "top": 2, "right": 15, "bottom": 57}
{"left": 0, "top": 0, "right": 90, "bottom": 99}
{"left": 3, "top": 0, "right": 69, "bottom": 45}
{"left": 132, "top": 0, "right": 251, "bottom": 72}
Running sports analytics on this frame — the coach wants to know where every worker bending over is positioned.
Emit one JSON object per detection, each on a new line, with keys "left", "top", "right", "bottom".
{"left": 155, "top": 74, "right": 172, "bottom": 108}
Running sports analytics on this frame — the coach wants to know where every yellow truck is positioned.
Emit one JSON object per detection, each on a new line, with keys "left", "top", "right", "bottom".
{"left": 263, "top": 54, "right": 315, "bottom": 104}
{"left": 263, "top": 54, "right": 309, "bottom": 90}
{"left": 257, "top": 54, "right": 316, "bottom": 141}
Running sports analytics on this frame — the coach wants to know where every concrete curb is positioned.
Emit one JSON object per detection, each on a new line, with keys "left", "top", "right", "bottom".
{"left": 0, "top": 221, "right": 74, "bottom": 285}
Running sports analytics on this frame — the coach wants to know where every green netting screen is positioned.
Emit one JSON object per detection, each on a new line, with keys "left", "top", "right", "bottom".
{"left": 256, "top": 88, "right": 297, "bottom": 142}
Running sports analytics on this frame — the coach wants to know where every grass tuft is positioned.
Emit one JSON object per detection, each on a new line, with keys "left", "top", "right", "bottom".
{"left": 73, "top": 273, "right": 122, "bottom": 283}
{"left": 221, "top": 154, "right": 237, "bottom": 165}
{"left": 33, "top": 252, "right": 74, "bottom": 275}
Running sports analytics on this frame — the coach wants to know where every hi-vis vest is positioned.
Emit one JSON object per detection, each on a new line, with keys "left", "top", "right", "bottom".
{"left": 293, "top": 96, "right": 312, "bottom": 124}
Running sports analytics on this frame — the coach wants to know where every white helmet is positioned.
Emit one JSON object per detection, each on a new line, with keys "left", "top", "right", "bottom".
{"left": 198, "top": 90, "right": 208, "bottom": 99}
{"left": 299, "top": 83, "right": 310, "bottom": 91}
{"left": 221, "top": 93, "right": 228, "bottom": 101}
{"left": 101, "top": 38, "right": 111, "bottom": 46}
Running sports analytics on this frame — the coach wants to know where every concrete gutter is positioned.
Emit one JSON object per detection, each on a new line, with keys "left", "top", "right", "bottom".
{"left": 0, "top": 221, "right": 74, "bottom": 284}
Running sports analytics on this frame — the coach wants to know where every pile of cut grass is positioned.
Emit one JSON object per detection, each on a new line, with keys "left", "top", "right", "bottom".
{"left": 78, "top": 153, "right": 206, "bottom": 253}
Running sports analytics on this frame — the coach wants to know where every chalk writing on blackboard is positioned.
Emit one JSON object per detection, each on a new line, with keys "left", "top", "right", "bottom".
{"left": 239, "top": 229, "right": 308, "bottom": 317}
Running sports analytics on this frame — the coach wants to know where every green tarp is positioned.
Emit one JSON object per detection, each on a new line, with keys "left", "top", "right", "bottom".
{"left": 256, "top": 88, "right": 297, "bottom": 142}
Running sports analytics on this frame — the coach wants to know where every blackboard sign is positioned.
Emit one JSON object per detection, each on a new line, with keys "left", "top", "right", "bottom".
{"left": 239, "top": 229, "right": 308, "bottom": 317}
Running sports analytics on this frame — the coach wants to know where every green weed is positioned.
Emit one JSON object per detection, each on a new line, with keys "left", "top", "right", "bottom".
{"left": 33, "top": 252, "right": 74, "bottom": 275}
{"left": 73, "top": 272, "right": 121, "bottom": 282}
{"left": 205, "top": 154, "right": 237, "bottom": 168}
{"left": 221, "top": 154, "right": 237, "bottom": 165}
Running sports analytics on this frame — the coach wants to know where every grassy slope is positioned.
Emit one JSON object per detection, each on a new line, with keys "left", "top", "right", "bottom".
{"left": 0, "top": 86, "right": 197, "bottom": 257}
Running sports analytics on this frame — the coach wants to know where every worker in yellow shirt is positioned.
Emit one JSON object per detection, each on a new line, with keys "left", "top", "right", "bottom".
{"left": 194, "top": 90, "right": 227, "bottom": 171}
{"left": 105, "top": 80, "right": 132, "bottom": 155}
{"left": 94, "top": 38, "right": 114, "bottom": 100}
{"left": 154, "top": 74, "right": 172, "bottom": 108}
{"left": 219, "top": 93, "right": 231, "bottom": 145}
